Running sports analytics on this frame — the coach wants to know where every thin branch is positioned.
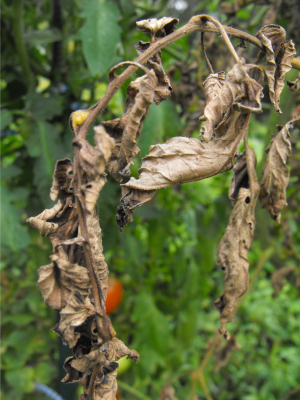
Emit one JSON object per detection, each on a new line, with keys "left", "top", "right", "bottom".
{"left": 201, "top": 32, "right": 214, "bottom": 73}
{"left": 76, "top": 15, "right": 299, "bottom": 141}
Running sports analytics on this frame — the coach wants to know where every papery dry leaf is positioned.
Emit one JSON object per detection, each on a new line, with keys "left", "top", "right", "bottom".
{"left": 135, "top": 41, "right": 172, "bottom": 104}
{"left": 37, "top": 252, "right": 91, "bottom": 311}
{"left": 214, "top": 147, "right": 260, "bottom": 340}
{"left": 214, "top": 336, "right": 241, "bottom": 372}
{"left": 92, "top": 366, "right": 118, "bottom": 400}
{"left": 54, "top": 292, "right": 96, "bottom": 348}
{"left": 73, "top": 126, "right": 115, "bottom": 180}
{"left": 106, "top": 74, "right": 156, "bottom": 182}
{"left": 50, "top": 159, "right": 73, "bottom": 202}
{"left": 287, "top": 73, "right": 300, "bottom": 91}
{"left": 63, "top": 337, "right": 138, "bottom": 387}
{"left": 116, "top": 112, "right": 251, "bottom": 231}
{"left": 81, "top": 175, "right": 107, "bottom": 213}
{"left": 256, "top": 25, "right": 296, "bottom": 113}
{"left": 272, "top": 265, "right": 296, "bottom": 295}
{"left": 229, "top": 151, "right": 253, "bottom": 204}
{"left": 259, "top": 119, "right": 298, "bottom": 222}
{"left": 136, "top": 17, "right": 178, "bottom": 39}
{"left": 199, "top": 60, "right": 263, "bottom": 142}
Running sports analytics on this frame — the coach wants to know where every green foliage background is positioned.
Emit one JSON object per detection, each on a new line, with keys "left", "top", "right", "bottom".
{"left": 1, "top": 1, "right": 300, "bottom": 399}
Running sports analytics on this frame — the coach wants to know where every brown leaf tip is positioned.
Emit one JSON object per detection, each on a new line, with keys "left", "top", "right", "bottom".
{"left": 136, "top": 17, "right": 179, "bottom": 38}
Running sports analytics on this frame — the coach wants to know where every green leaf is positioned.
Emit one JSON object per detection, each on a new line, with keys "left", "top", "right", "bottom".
{"left": 26, "top": 92, "right": 63, "bottom": 121}
{"left": 5, "top": 367, "right": 35, "bottom": 393}
{"left": 23, "top": 28, "right": 63, "bottom": 45}
{"left": 0, "top": 186, "right": 30, "bottom": 252}
{"left": 79, "top": 0, "right": 122, "bottom": 77}
{"left": 0, "top": 109, "right": 13, "bottom": 130}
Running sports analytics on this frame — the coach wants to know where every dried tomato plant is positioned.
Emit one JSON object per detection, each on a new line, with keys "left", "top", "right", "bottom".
{"left": 27, "top": 15, "right": 299, "bottom": 399}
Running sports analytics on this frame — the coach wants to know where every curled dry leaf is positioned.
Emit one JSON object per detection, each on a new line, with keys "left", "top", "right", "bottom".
{"left": 116, "top": 112, "right": 251, "bottom": 231}
{"left": 229, "top": 151, "right": 256, "bottom": 204}
{"left": 105, "top": 73, "right": 156, "bottom": 182}
{"left": 37, "top": 252, "right": 91, "bottom": 311}
{"left": 259, "top": 118, "right": 298, "bottom": 222}
{"left": 54, "top": 293, "right": 96, "bottom": 348}
{"left": 287, "top": 73, "right": 300, "bottom": 92}
{"left": 50, "top": 159, "right": 73, "bottom": 202}
{"left": 199, "top": 59, "right": 263, "bottom": 142}
{"left": 63, "top": 338, "right": 139, "bottom": 383}
{"left": 136, "top": 17, "right": 178, "bottom": 39}
{"left": 214, "top": 147, "right": 260, "bottom": 340}
{"left": 135, "top": 42, "right": 172, "bottom": 104}
{"left": 256, "top": 25, "right": 296, "bottom": 113}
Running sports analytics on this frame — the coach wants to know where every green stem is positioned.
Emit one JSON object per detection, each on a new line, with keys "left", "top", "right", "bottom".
{"left": 117, "top": 381, "right": 152, "bottom": 400}
{"left": 12, "top": 0, "right": 34, "bottom": 88}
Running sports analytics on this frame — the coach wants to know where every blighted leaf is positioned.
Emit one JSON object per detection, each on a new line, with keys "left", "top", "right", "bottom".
{"left": 214, "top": 147, "right": 260, "bottom": 339}
{"left": 37, "top": 252, "right": 91, "bottom": 311}
{"left": 136, "top": 17, "right": 178, "bottom": 39}
{"left": 259, "top": 119, "right": 298, "bottom": 222}
{"left": 50, "top": 159, "right": 73, "bottom": 202}
{"left": 256, "top": 25, "right": 296, "bottom": 113}
{"left": 106, "top": 73, "right": 156, "bottom": 182}
{"left": 81, "top": 176, "right": 107, "bottom": 213}
{"left": 287, "top": 73, "right": 300, "bottom": 91}
{"left": 74, "top": 126, "right": 115, "bottom": 180}
{"left": 136, "top": 42, "right": 173, "bottom": 104}
{"left": 199, "top": 60, "right": 263, "bottom": 142}
{"left": 54, "top": 292, "right": 95, "bottom": 348}
{"left": 214, "top": 336, "right": 241, "bottom": 372}
{"left": 63, "top": 337, "right": 138, "bottom": 388}
{"left": 117, "top": 112, "right": 250, "bottom": 230}
{"left": 229, "top": 151, "right": 253, "bottom": 204}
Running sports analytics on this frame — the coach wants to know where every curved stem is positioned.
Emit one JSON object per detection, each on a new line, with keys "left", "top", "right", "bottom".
{"left": 200, "top": 15, "right": 240, "bottom": 63}
{"left": 77, "top": 14, "right": 299, "bottom": 140}
{"left": 201, "top": 32, "right": 214, "bottom": 73}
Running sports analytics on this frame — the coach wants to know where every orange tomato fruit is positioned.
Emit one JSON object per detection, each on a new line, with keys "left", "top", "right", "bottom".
{"left": 106, "top": 277, "right": 123, "bottom": 315}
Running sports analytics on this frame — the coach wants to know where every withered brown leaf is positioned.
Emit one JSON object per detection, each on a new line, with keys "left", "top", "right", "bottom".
{"left": 287, "top": 73, "right": 300, "bottom": 92}
{"left": 37, "top": 252, "right": 91, "bottom": 311}
{"left": 50, "top": 159, "right": 73, "bottom": 202}
{"left": 272, "top": 265, "right": 296, "bottom": 295}
{"left": 117, "top": 112, "right": 251, "bottom": 231}
{"left": 136, "top": 17, "right": 178, "bottom": 39}
{"left": 259, "top": 119, "right": 298, "bottom": 222}
{"left": 105, "top": 73, "right": 156, "bottom": 182}
{"left": 214, "top": 147, "right": 260, "bottom": 340}
{"left": 199, "top": 59, "right": 263, "bottom": 142}
{"left": 256, "top": 25, "right": 296, "bottom": 113}
{"left": 54, "top": 293, "right": 96, "bottom": 348}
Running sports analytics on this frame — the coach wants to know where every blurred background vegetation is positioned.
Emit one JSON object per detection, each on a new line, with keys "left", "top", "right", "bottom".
{"left": 1, "top": 0, "right": 300, "bottom": 399}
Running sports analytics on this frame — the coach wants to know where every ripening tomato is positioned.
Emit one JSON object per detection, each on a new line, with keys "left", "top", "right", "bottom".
{"left": 106, "top": 277, "right": 123, "bottom": 315}
{"left": 116, "top": 392, "right": 121, "bottom": 400}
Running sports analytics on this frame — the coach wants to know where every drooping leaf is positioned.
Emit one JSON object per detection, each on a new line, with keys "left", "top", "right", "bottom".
{"left": 105, "top": 73, "right": 156, "bottom": 181}
{"left": 79, "top": 0, "right": 122, "bottom": 77}
{"left": 229, "top": 151, "right": 252, "bottom": 204}
{"left": 256, "top": 25, "right": 296, "bottom": 113}
{"left": 272, "top": 265, "right": 296, "bottom": 295}
{"left": 116, "top": 112, "right": 251, "bottom": 231}
{"left": 214, "top": 147, "right": 260, "bottom": 340}
{"left": 214, "top": 336, "right": 241, "bottom": 372}
{"left": 259, "top": 118, "right": 298, "bottom": 222}
{"left": 199, "top": 59, "right": 263, "bottom": 141}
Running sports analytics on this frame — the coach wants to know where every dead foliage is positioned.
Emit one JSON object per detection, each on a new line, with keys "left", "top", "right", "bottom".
{"left": 26, "top": 13, "right": 299, "bottom": 399}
